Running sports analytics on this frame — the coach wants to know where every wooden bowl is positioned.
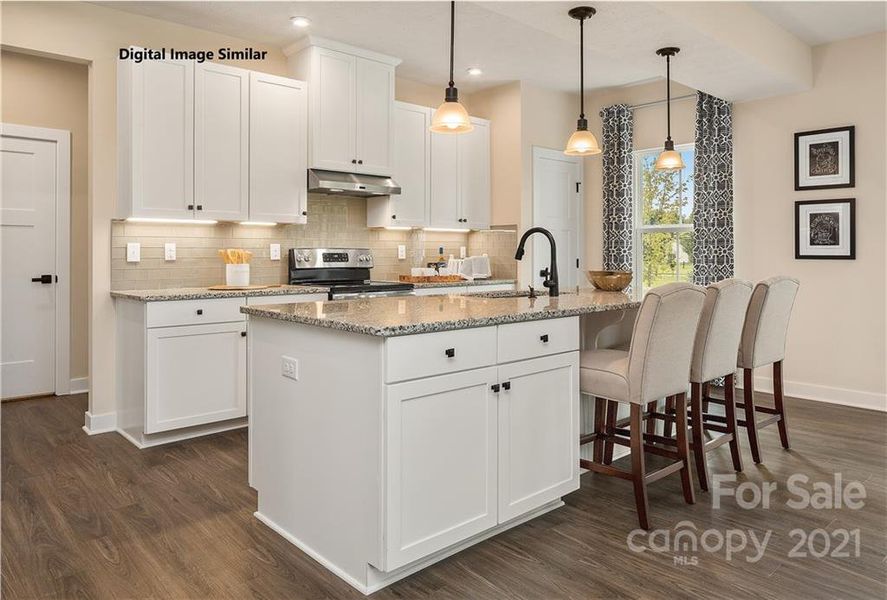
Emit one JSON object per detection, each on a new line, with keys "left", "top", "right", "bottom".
{"left": 587, "top": 270, "right": 632, "bottom": 292}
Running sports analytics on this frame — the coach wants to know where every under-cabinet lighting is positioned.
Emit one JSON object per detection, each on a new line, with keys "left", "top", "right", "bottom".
{"left": 423, "top": 227, "right": 471, "bottom": 233}
{"left": 239, "top": 221, "right": 278, "bottom": 227}
{"left": 126, "top": 217, "right": 218, "bottom": 225}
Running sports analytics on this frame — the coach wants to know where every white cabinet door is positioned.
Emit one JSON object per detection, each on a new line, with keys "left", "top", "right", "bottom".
{"left": 460, "top": 118, "right": 491, "bottom": 229}
{"left": 146, "top": 321, "right": 246, "bottom": 433}
{"left": 429, "top": 130, "right": 462, "bottom": 229}
{"left": 497, "top": 352, "right": 579, "bottom": 522}
{"left": 310, "top": 48, "right": 355, "bottom": 172}
{"left": 391, "top": 102, "right": 430, "bottom": 227}
{"left": 385, "top": 367, "right": 498, "bottom": 570}
{"left": 194, "top": 62, "right": 249, "bottom": 221}
{"left": 249, "top": 72, "right": 308, "bottom": 224}
{"left": 128, "top": 57, "right": 194, "bottom": 219}
{"left": 354, "top": 57, "right": 395, "bottom": 176}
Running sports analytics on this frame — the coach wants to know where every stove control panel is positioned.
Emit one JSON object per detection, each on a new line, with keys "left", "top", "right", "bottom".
{"left": 290, "top": 248, "right": 374, "bottom": 270}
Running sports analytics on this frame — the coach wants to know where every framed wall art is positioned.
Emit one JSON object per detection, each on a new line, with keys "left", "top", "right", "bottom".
{"left": 794, "top": 126, "right": 855, "bottom": 190}
{"left": 795, "top": 198, "right": 855, "bottom": 259}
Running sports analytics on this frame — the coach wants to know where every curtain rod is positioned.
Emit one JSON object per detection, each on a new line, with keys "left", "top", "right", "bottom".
{"left": 628, "top": 93, "right": 696, "bottom": 111}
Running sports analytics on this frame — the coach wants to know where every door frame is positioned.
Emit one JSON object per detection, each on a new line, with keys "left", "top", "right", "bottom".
{"left": 531, "top": 146, "right": 583, "bottom": 288}
{"left": 1, "top": 123, "right": 71, "bottom": 395}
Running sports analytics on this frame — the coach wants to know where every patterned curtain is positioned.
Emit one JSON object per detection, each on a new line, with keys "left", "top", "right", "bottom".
{"left": 693, "top": 92, "right": 734, "bottom": 285}
{"left": 600, "top": 104, "right": 634, "bottom": 273}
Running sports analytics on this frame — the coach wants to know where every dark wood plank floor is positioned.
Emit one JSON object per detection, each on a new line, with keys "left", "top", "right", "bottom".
{"left": 3, "top": 392, "right": 885, "bottom": 599}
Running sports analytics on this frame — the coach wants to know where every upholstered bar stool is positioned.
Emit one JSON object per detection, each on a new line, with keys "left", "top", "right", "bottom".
{"left": 733, "top": 276, "right": 800, "bottom": 463}
{"left": 579, "top": 283, "right": 706, "bottom": 529}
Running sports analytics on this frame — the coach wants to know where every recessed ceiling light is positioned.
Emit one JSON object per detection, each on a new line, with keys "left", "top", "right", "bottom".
{"left": 466, "top": 67, "right": 483, "bottom": 76}
{"left": 290, "top": 16, "right": 311, "bottom": 28}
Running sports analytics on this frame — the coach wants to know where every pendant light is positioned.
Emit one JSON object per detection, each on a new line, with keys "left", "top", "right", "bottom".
{"left": 654, "top": 47, "right": 685, "bottom": 171}
{"left": 564, "top": 6, "right": 601, "bottom": 156}
{"left": 430, "top": 1, "right": 473, "bottom": 134}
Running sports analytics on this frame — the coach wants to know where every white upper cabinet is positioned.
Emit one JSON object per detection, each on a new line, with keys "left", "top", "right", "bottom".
{"left": 288, "top": 39, "right": 399, "bottom": 176}
{"left": 118, "top": 55, "right": 194, "bottom": 219}
{"left": 430, "top": 115, "right": 491, "bottom": 230}
{"left": 249, "top": 72, "right": 308, "bottom": 224}
{"left": 194, "top": 62, "right": 249, "bottom": 222}
{"left": 367, "top": 102, "right": 430, "bottom": 228}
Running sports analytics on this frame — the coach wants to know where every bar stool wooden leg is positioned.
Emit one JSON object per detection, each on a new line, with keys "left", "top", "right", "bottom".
{"left": 629, "top": 404, "right": 650, "bottom": 530}
{"left": 663, "top": 396, "right": 675, "bottom": 438}
{"left": 701, "top": 381, "right": 710, "bottom": 415}
{"left": 773, "top": 361, "right": 790, "bottom": 449}
{"left": 593, "top": 397, "right": 606, "bottom": 463}
{"left": 742, "top": 368, "right": 762, "bottom": 464}
{"left": 674, "top": 393, "right": 696, "bottom": 505}
{"left": 645, "top": 400, "right": 658, "bottom": 436}
{"left": 724, "top": 373, "right": 744, "bottom": 472}
{"left": 603, "top": 400, "right": 618, "bottom": 465}
{"left": 689, "top": 382, "right": 709, "bottom": 491}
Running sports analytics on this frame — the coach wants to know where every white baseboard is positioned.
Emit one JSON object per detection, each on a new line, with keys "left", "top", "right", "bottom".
{"left": 82, "top": 410, "right": 117, "bottom": 435}
{"left": 69, "top": 376, "right": 89, "bottom": 394}
{"left": 744, "top": 376, "right": 886, "bottom": 413}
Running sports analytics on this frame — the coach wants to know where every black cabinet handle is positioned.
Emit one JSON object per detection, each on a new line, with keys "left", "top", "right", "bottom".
{"left": 502, "top": 382, "right": 511, "bottom": 391}
{"left": 31, "top": 274, "right": 53, "bottom": 284}
{"left": 491, "top": 384, "right": 500, "bottom": 393}
{"left": 540, "top": 334, "right": 549, "bottom": 343}
{"left": 352, "top": 159, "right": 357, "bottom": 164}
{"left": 196, "top": 205, "right": 203, "bottom": 211}
{"left": 392, "top": 215, "right": 397, "bottom": 219}
{"left": 358, "top": 159, "right": 363, "bottom": 164}
{"left": 241, "top": 331, "right": 247, "bottom": 337}
{"left": 302, "top": 210, "right": 308, "bottom": 216}
{"left": 187, "top": 204, "right": 195, "bottom": 210}
{"left": 444, "top": 348, "right": 455, "bottom": 358}
{"left": 196, "top": 309, "right": 203, "bottom": 315}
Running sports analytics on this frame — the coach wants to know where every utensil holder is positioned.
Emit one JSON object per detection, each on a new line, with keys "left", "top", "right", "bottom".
{"left": 226, "top": 264, "right": 250, "bottom": 287}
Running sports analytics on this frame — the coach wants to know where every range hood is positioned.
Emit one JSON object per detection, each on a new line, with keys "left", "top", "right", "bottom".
{"left": 308, "top": 169, "right": 401, "bottom": 197}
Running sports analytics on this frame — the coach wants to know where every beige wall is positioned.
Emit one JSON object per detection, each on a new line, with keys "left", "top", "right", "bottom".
{"left": 733, "top": 32, "right": 886, "bottom": 406}
{"left": 1, "top": 1, "right": 289, "bottom": 418}
{"left": 1, "top": 50, "right": 90, "bottom": 379}
{"left": 395, "top": 76, "right": 473, "bottom": 111}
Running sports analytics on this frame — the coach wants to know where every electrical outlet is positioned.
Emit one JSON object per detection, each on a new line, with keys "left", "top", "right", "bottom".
{"left": 126, "top": 242, "right": 140, "bottom": 263}
{"left": 281, "top": 356, "right": 299, "bottom": 381}
{"left": 164, "top": 243, "right": 176, "bottom": 261}
{"left": 270, "top": 243, "right": 281, "bottom": 261}
{"left": 397, "top": 244, "right": 406, "bottom": 260}
{"left": 460, "top": 246, "right": 466, "bottom": 259}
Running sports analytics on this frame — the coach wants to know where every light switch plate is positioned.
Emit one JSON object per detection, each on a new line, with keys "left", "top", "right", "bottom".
{"left": 281, "top": 356, "right": 299, "bottom": 381}
{"left": 164, "top": 243, "right": 176, "bottom": 261}
{"left": 460, "top": 246, "right": 466, "bottom": 259}
{"left": 270, "top": 243, "right": 281, "bottom": 261}
{"left": 126, "top": 242, "right": 140, "bottom": 263}
{"left": 397, "top": 244, "right": 406, "bottom": 260}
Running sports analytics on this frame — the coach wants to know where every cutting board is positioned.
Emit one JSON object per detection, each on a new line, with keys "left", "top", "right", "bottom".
{"left": 207, "top": 284, "right": 282, "bottom": 291}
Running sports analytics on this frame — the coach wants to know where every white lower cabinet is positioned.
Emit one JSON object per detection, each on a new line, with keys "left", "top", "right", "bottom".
{"left": 384, "top": 366, "right": 499, "bottom": 570}
{"left": 146, "top": 321, "right": 247, "bottom": 433}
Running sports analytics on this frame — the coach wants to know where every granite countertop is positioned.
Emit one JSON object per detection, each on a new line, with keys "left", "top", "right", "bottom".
{"left": 110, "top": 285, "right": 329, "bottom": 302}
{"left": 408, "top": 278, "right": 517, "bottom": 288}
{"left": 240, "top": 289, "right": 639, "bottom": 337}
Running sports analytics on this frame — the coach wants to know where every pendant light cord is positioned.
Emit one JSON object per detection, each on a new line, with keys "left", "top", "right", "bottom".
{"left": 448, "top": 0, "right": 455, "bottom": 88}
{"left": 666, "top": 53, "right": 671, "bottom": 142}
{"left": 579, "top": 16, "right": 585, "bottom": 120}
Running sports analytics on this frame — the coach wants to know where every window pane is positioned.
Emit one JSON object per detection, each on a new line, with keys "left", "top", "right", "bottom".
{"left": 639, "top": 150, "right": 695, "bottom": 226}
{"left": 677, "top": 231, "right": 695, "bottom": 283}
{"left": 641, "top": 230, "right": 695, "bottom": 293}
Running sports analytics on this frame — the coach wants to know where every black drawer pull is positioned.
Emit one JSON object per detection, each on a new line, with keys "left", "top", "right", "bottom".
{"left": 196, "top": 309, "right": 203, "bottom": 315}
{"left": 187, "top": 204, "right": 194, "bottom": 210}
{"left": 241, "top": 331, "right": 247, "bottom": 337}
{"left": 540, "top": 334, "right": 549, "bottom": 343}
{"left": 502, "top": 382, "right": 511, "bottom": 391}
{"left": 352, "top": 159, "right": 357, "bottom": 164}
{"left": 196, "top": 205, "right": 203, "bottom": 211}
{"left": 358, "top": 159, "right": 363, "bottom": 164}
{"left": 444, "top": 348, "right": 455, "bottom": 358}
{"left": 491, "top": 384, "right": 500, "bottom": 393}
{"left": 302, "top": 210, "right": 308, "bottom": 216}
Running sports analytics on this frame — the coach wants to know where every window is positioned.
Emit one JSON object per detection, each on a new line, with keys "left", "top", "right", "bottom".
{"left": 632, "top": 144, "right": 695, "bottom": 295}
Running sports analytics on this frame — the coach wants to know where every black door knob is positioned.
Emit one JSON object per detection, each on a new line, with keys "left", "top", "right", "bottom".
{"left": 31, "top": 274, "right": 53, "bottom": 284}
{"left": 302, "top": 210, "right": 308, "bottom": 216}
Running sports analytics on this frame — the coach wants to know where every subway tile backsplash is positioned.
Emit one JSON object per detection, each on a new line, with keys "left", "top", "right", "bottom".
{"left": 111, "top": 195, "right": 517, "bottom": 290}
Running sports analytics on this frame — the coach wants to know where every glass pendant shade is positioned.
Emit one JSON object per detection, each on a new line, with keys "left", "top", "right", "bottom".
{"left": 430, "top": 100, "right": 473, "bottom": 134}
{"left": 564, "top": 128, "right": 601, "bottom": 156}
{"left": 654, "top": 148, "right": 685, "bottom": 171}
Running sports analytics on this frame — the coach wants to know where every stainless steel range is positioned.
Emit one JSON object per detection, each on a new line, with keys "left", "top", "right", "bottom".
{"left": 288, "top": 248, "right": 414, "bottom": 300}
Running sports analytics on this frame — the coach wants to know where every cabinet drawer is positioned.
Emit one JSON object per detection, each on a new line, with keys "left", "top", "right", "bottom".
{"left": 497, "top": 317, "right": 579, "bottom": 364}
{"left": 146, "top": 297, "right": 246, "bottom": 328}
{"left": 385, "top": 327, "right": 497, "bottom": 383}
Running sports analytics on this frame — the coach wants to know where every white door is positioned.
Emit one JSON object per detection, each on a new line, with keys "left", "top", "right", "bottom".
{"left": 391, "top": 102, "right": 430, "bottom": 227}
{"left": 459, "top": 118, "right": 491, "bottom": 229}
{"left": 145, "top": 321, "right": 247, "bottom": 433}
{"left": 429, "top": 129, "right": 462, "bottom": 229}
{"left": 354, "top": 57, "right": 394, "bottom": 176}
{"left": 1, "top": 126, "right": 69, "bottom": 399}
{"left": 384, "top": 367, "right": 498, "bottom": 570}
{"left": 194, "top": 62, "right": 249, "bottom": 221}
{"left": 310, "top": 48, "right": 355, "bottom": 172}
{"left": 532, "top": 147, "right": 582, "bottom": 289}
{"left": 131, "top": 57, "right": 195, "bottom": 218}
{"left": 249, "top": 72, "right": 308, "bottom": 224}
{"left": 497, "top": 353, "right": 580, "bottom": 522}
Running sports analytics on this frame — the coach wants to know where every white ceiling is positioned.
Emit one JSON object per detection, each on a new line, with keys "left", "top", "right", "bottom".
{"left": 98, "top": 1, "right": 886, "bottom": 100}
{"left": 751, "top": 1, "right": 886, "bottom": 46}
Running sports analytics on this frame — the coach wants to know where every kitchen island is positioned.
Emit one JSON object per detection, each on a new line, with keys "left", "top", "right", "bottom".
{"left": 242, "top": 290, "right": 639, "bottom": 594}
